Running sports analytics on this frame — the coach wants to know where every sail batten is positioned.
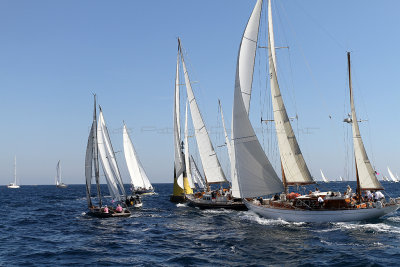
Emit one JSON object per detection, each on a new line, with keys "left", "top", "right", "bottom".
{"left": 267, "top": 0, "right": 313, "bottom": 185}
{"left": 179, "top": 42, "right": 227, "bottom": 184}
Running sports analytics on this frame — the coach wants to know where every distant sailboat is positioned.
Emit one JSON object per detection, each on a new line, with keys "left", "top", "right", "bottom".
{"left": 7, "top": 156, "right": 20, "bottom": 189}
{"left": 123, "top": 123, "right": 154, "bottom": 196}
{"left": 85, "top": 95, "right": 130, "bottom": 218}
{"left": 320, "top": 170, "right": 329, "bottom": 183}
{"left": 234, "top": 0, "right": 399, "bottom": 222}
{"left": 55, "top": 160, "right": 68, "bottom": 188}
{"left": 387, "top": 167, "right": 399, "bottom": 183}
{"left": 338, "top": 176, "right": 343, "bottom": 182}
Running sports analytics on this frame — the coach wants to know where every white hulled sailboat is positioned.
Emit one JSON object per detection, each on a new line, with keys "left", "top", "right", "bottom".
{"left": 7, "top": 156, "right": 20, "bottom": 189}
{"left": 387, "top": 167, "right": 399, "bottom": 183}
{"left": 234, "top": 0, "right": 399, "bottom": 222}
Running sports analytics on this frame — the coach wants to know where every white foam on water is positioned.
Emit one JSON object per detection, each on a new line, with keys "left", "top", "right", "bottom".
{"left": 201, "top": 209, "right": 234, "bottom": 214}
{"left": 240, "top": 211, "right": 305, "bottom": 226}
{"left": 387, "top": 216, "right": 400, "bottom": 223}
{"left": 176, "top": 203, "right": 187, "bottom": 208}
{"left": 333, "top": 222, "right": 400, "bottom": 234}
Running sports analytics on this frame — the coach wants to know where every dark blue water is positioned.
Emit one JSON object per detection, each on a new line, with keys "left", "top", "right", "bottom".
{"left": 1, "top": 182, "right": 400, "bottom": 266}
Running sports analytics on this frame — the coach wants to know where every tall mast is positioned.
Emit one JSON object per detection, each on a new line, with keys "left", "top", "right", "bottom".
{"left": 93, "top": 94, "right": 102, "bottom": 207}
{"left": 14, "top": 156, "right": 17, "bottom": 185}
{"left": 348, "top": 52, "right": 361, "bottom": 199}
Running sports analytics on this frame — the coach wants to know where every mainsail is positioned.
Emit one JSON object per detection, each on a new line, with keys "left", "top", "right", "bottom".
{"left": 267, "top": 0, "right": 313, "bottom": 185}
{"left": 179, "top": 40, "right": 227, "bottom": 184}
{"left": 97, "top": 109, "right": 127, "bottom": 201}
{"left": 123, "top": 124, "right": 153, "bottom": 190}
{"left": 56, "top": 160, "right": 61, "bottom": 185}
{"left": 347, "top": 52, "right": 383, "bottom": 190}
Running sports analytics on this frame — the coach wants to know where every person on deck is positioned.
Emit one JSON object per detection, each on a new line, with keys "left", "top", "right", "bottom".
{"left": 104, "top": 206, "right": 109, "bottom": 213}
{"left": 366, "top": 190, "right": 373, "bottom": 201}
{"left": 346, "top": 185, "right": 352, "bottom": 196}
{"left": 318, "top": 196, "right": 324, "bottom": 208}
{"left": 116, "top": 204, "right": 123, "bottom": 213}
{"left": 374, "top": 191, "right": 385, "bottom": 201}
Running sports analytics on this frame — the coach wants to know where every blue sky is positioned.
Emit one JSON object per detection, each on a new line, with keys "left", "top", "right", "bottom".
{"left": 0, "top": 0, "right": 399, "bottom": 185}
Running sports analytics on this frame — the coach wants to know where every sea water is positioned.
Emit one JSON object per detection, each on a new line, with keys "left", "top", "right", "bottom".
{"left": 0, "top": 182, "right": 399, "bottom": 266}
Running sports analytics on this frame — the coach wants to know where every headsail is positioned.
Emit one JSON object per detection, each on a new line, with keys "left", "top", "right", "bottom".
{"left": 347, "top": 52, "right": 383, "bottom": 190}
{"left": 179, "top": 40, "right": 227, "bottom": 184}
{"left": 190, "top": 155, "right": 205, "bottom": 189}
{"left": 268, "top": 0, "right": 313, "bottom": 185}
{"left": 123, "top": 124, "right": 153, "bottom": 190}
{"left": 97, "top": 109, "right": 126, "bottom": 201}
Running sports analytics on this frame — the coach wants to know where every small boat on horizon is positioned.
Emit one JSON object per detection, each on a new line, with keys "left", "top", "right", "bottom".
{"left": 7, "top": 156, "right": 20, "bottom": 189}
{"left": 55, "top": 160, "right": 68, "bottom": 188}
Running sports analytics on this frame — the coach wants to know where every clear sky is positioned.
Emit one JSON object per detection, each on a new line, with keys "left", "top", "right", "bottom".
{"left": 0, "top": 0, "right": 399, "bottom": 185}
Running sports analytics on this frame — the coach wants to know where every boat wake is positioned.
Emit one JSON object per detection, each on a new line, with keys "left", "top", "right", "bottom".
{"left": 333, "top": 222, "right": 400, "bottom": 234}
{"left": 239, "top": 211, "right": 305, "bottom": 226}
{"left": 201, "top": 209, "right": 235, "bottom": 214}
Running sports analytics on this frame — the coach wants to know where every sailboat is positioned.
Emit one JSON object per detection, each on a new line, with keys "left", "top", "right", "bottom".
{"left": 338, "top": 176, "right": 344, "bottom": 182}
{"left": 55, "top": 160, "right": 68, "bottom": 188}
{"left": 170, "top": 39, "right": 194, "bottom": 203}
{"left": 85, "top": 95, "right": 131, "bottom": 218}
{"left": 320, "top": 170, "right": 329, "bottom": 183}
{"left": 387, "top": 167, "right": 399, "bottom": 183}
{"left": 174, "top": 39, "right": 246, "bottom": 210}
{"left": 233, "top": 0, "right": 399, "bottom": 222}
{"left": 7, "top": 156, "right": 20, "bottom": 189}
{"left": 123, "top": 123, "right": 154, "bottom": 197}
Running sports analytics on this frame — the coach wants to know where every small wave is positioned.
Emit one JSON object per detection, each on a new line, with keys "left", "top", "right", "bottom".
{"left": 333, "top": 222, "right": 400, "bottom": 234}
{"left": 176, "top": 203, "right": 187, "bottom": 208}
{"left": 201, "top": 209, "right": 234, "bottom": 214}
{"left": 387, "top": 216, "right": 400, "bottom": 223}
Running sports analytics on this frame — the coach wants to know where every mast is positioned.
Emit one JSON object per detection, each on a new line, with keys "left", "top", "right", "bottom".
{"left": 93, "top": 95, "right": 102, "bottom": 207}
{"left": 14, "top": 156, "right": 17, "bottom": 185}
{"left": 281, "top": 161, "right": 287, "bottom": 193}
{"left": 347, "top": 52, "right": 383, "bottom": 192}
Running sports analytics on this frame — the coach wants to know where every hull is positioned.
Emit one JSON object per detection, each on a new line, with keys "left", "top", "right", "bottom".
{"left": 187, "top": 195, "right": 248, "bottom": 211}
{"left": 56, "top": 183, "right": 68, "bottom": 188}
{"left": 87, "top": 208, "right": 131, "bottom": 218}
{"left": 134, "top": 189, "right": 155, "bottom": 195}
{"left": 7, "top": 184, "right": 20, "bottom": 189}
{"left": 170, "top": 194, "right": 186, "bottom": 203}
{"left": 245, "top": 200, "right": 399, "bottom": 223}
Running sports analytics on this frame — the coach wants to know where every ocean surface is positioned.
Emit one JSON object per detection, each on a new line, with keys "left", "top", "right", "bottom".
{"left": 1, "top": 182, "right": 400, "bottom": 266}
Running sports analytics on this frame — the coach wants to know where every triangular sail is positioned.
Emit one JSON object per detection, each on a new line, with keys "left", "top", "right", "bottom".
{"left": 219, "top": 100, "right": 240, "bottom": 198}
{"left": 320, "top": 169, "right": 329, "bottom": 183}
{"left": 56, "top": 160, "right": 61, "bottom": 185}
{"left": 179, "top": 40, "right": 227, "bottom": 184}
{"left": 85, "top": 123, "right": 94, "bottom": 207}
{"left": 387, "top": 167, "right": 398, "bottom": 182}
{"left": 97, "top": 110, "right": 126, "bottom": 201}
{"left": 267, "top": 0, "right": 313, "bottom": 185}
{"left": 347, "top": 52, "right": 383, "bottom": 190}
{"left": 190, "top": 155, "right": 205, "bottom": 189}
{"left": 184, "top": 101, "right": 196, "bottom": 189}
{"left": 123, "top": 124, "right": 153, "bottom": 190}
{"left": 174, "top": 48, "right": 185, "bottom": 190}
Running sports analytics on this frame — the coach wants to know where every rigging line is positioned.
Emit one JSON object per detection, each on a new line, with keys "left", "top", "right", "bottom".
{"left": 278, "top": 0, "right": 332, "bottom": 118}
{"left": 292, "top": 0, "right": 346, "bottom": 51}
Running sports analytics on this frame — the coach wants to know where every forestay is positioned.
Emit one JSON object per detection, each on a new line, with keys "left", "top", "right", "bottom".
{"left": 123, "top": 124, "right": 153, "bottom": 190}
{"left": 267, "top": 0, "right": 313, "bottom": 185}
{"left": 180, "top": 42, "right": 227, "bottom": 184}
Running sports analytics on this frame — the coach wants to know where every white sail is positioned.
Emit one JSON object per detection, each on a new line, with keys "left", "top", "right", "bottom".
{"left": 320, "top": 169, "right": 329, "bottom": 183}
{"left": 235, "top": 0, "right": 263, "bottom": 114}
{"left": 190, "top": 155, "right": 205, "bottom": 189}
{"left": 268, "top": 0, "right": 313, "bottom": 185}
{"left": 184, "top": 101, "right": 196, "bottom": 189}
{"left": 339, "top": 176, "right": 343, "bottom": 182}
{"left": 219, "top": 100, "right": 240, "bottom": 198}
{"left": 123, "top": 124, "right": 153, "bottom": 190}
{"left": 97, "top": 110, "right": 125, "bottom": 201}
{"left": 180, "top": 41, "right": 227, "bottom": 184}
{"left": 56, "top": 160, "right": 61, "bottom": 185}
{"left": 387, "top": 167, "right": 399, "bottom": 182}
{"left": 85, "top": 123, "right": 94, "bottom": 207}
{"left": 347, "top": 53, "right": 383, "bottom": 190}
{"left": 174, "top": 49, "right": 185, "bottom": 189}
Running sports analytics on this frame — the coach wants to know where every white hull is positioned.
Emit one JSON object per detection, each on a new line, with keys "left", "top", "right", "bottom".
{"left": 7, "top": 184, "right": 20, "bottom": 189}
{"left": 246, "top": 200, "right": 399, "bottom": 223}
{"left": 134, "top": 203, "right": 143, "bottom": 208}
